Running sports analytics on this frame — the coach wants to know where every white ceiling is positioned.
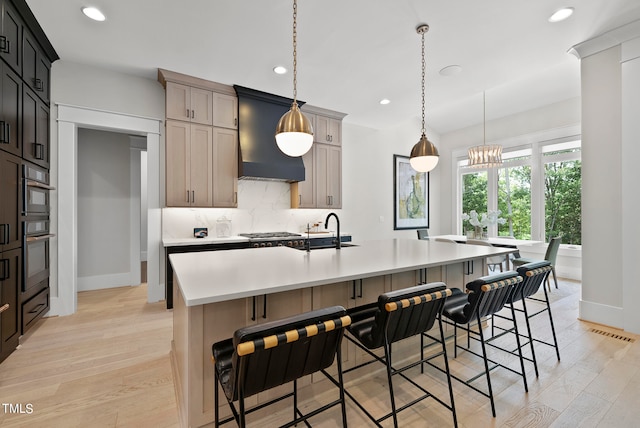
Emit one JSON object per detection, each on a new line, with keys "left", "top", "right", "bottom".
{"left": 25, "top": 0, "right": 640, "bottom": 134}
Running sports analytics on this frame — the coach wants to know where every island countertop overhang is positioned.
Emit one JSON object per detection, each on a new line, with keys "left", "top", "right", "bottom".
{"left": 170, "top": 238, "right": 515, "bottom": 307}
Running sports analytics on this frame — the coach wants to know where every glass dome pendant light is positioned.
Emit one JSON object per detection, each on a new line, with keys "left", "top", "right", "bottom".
{"left": 275, "top": 0, "right": 314, "bottom": 157}
{"left": 467, "top": 92, "right": 503, "bottom": 168}
{"left": 409, "top": 24, "right": 439, "bottom": 172}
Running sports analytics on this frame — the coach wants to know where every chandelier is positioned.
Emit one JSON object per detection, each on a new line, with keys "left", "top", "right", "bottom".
{"left": 467, "top": 92, "right": 503, "bottom": 168}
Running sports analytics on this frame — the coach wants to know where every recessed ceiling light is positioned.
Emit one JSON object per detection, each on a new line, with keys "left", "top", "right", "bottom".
{"left": 82, "top": 6, "right": 106, "bottom": 21}
{"left": 379, "top": 99, "right": 391, "bottom": 105}
{"left": 439, "top": 65, "right": 462, "bottom": 77}
{"left": 273, "top": 66, "right": 287, "bottom": 75}
{"left": 549, "top": 7, "right": 574, "bottom": 23}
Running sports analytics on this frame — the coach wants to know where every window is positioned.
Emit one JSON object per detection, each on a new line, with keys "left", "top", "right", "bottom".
{"left": 456, "top": 137, "right": 581, "bottom": 245}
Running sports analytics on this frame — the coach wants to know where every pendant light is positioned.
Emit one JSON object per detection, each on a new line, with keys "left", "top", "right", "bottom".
{"left": 275, "top": 0, "right": 314, "bottom": 157}
{"left": 409, "top": 24, "right": 439, "bottom": 172}
{"left": 467, "top": 92, "right": 503, "bottom": 168}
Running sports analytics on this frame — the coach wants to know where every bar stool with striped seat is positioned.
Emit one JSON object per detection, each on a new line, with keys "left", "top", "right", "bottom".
{"left": 212, "top": 306, "right": 351, "bottom": 428}
{"left": 492, "top": 261, "right": 560, "bottom": 378}
{"left": 344, "top": 282, "right": 457, "bottom": 428}
{"left": 425, "top": 271, "right": 525, "bottom": 417}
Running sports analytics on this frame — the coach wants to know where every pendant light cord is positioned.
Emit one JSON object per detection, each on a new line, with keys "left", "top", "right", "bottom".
{"left": 420, "top": 29, "right": 426, "bottom": 136}
{"left": 292, "top": 0, "right": 298, "bottom": 103}
{"left": 483, "top": 91, "right": 486, "bottom": 145}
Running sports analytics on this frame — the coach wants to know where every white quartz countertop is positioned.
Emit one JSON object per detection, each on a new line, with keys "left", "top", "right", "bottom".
{"left": 170, "top": 238, "right": 514, "bottom": 306}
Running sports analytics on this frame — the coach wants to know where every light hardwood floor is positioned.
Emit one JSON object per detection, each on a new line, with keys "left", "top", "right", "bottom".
{"left": 1, "top": 278, "right": 639, "bottom": 427}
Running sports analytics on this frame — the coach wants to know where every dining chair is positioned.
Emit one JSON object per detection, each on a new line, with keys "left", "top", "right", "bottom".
{"left": 512, "top": 236, "right": 561, "bottom": 290}
{"left": 416, "top": 229, "right": 429, "bottom": 240}
{"left": 466, "top": 239, "right": 506, "bottom": 274}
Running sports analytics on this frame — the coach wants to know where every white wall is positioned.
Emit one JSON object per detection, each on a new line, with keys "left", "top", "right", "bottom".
{"left": 77, "top": 129, "right": 135, "bottom": 290}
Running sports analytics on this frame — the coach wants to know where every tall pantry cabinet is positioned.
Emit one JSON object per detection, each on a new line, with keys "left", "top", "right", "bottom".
{"left": 0, "top": 0, "right": 57, "bottom": 364}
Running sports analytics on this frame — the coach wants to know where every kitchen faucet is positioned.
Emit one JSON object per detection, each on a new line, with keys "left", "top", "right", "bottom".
{"left": 324, "top": 212, "right": 341, "bottom": 249}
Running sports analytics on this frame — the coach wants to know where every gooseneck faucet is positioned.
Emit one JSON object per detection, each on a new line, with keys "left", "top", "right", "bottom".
{"left": 324, "top": 212, "right": 341, "bottom": 249}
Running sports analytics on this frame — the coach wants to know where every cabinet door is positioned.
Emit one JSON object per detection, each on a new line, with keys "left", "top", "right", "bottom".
{"left": 0, "top": 151, "right": 21, "bottom": 252}
{"left": 315, "top": 144, "right": 341, "bottom": 208}
{"left": 212, "top": 127, "right": 237, "bottom": 207}
{"left": 0, "top": 247, "right": 21, "bottom": 363}
{"left": 315, "top": 144, "right": 330, "bottom": 208}
{"left": 165, "top": 120, "right": 190, "bottom": 207}
{"left": 327, "top": 145, "right": 342, "bottom": 208}
{"left": 189, "top": 124, "right": 213, "bottom": 207}
{"left": 0, "top": 62, "right": 21, "bottom": 156}
{"left": 165, "top": 82, "right": 191, "bottom": 122}
{"left": 36, "top": 53, "right": 51, "bottom": 104}
{"left": 297, "top": 147, "right": 315, "bottom": 207}
{"left": 212, "top": 93, "right": 238, "bottom": 129}
{"left": 24, "top": 91, "right": 49, "bottom": 169}
{"left": 315, "top": 116, "right": 341, "bottom": 145}
{"left": 35, "top": 102, "right": 49, "bottom": 168}
{"left": 190, "top": 88, "right": 213, "bottom": 125}
{"left": 0, "top": 0, "right": 21, "bottom": 73}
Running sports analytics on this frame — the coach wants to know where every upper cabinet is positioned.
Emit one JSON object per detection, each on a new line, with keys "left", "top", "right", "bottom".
{"left": 314, "top": 115, "right": 342, "bottom": 146}
{"left": 22, "top": 28, "right": 50, "bottom": 104}
{"left": 292, "top": 106, "right": 346, "bottom": 209}
{"left": 159, "top": 69, "right": 239, "bottom": 208}
{"left": 166, "top": 82, "right": 213, "bottom": 125}
{"left": 0, "top": 60, "right": 21, "bottom": 156}
{"left": 212, "top": 93, "right": 238, "bottom": 130}
{"left": 0, "top": 0, "right": 21, "bottom": 74}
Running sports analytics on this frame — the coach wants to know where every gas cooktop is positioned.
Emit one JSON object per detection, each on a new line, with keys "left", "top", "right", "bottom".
{"left": 238, "top": 232, "right": 302, "bottom": 240}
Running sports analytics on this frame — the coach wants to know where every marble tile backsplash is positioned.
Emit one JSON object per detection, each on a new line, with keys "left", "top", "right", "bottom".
{"left": 162, "top": 180, "right": 337, "bottom": 238}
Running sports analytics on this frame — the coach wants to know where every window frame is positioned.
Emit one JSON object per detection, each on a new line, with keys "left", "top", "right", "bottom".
{"left": 454, "top": 131, "right": 581, "bottom": 246}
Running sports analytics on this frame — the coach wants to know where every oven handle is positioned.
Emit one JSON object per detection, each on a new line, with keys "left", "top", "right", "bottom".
{"left": 26, "top": 234, "right": 56, "bottom": 242}
{"left": 26, "top": 180, "right": 56, "bottom": 190}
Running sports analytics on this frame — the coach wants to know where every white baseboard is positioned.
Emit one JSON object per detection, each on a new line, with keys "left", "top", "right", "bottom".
{"left": 78, "top": 272, "right": 140, "bottom": 292}
{"left": 579, "top": 299, "right": 624, "bottom": 329}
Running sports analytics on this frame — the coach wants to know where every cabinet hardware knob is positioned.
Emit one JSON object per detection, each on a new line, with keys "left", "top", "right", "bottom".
{"left": 0, "top": 121, "right": 5, "bottom": 143}
{"left": 186, "top": 109, "right": 190, "bottom": 117}
{"left": 191, "top": 110, "right": 195, "bottom": 119}
{"left": 0, "top": 304, "right": 9, "bottom": 314}
{"left": 28, "top": 303, "right": 45, "bottom": 314}
{"left": 34, "top": 78, "right": 43, "bottom": 91}
{"left": 186, "top": 190, "right": 190, "bottom": 203}
{"left": 192, "top": 191, "right": 195, "bottom": 203}
{"left": 234, "top": 118, "right": 237, "bottom": 127}
{"left": 35, "top": 143, "right": 44, "bottom": 160}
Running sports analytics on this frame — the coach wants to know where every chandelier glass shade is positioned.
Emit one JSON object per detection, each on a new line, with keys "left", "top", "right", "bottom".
{"left": 467, "top": 92, "right": 503, "bottom": 168}
{"left": 409, "top": 24, "right": 439, "bottom": 172}
{"left": 275, "top": 0, "right": 314, "bottom": 157}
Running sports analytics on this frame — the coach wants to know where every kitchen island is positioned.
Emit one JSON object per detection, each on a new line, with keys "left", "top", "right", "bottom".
{"left": 170, "top": 238, "right": 514, "bottom": 427}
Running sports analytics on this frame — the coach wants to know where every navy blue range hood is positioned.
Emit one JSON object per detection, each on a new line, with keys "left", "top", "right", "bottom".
{"left": 234, "top": 85, "right": 306, "bottom": 182}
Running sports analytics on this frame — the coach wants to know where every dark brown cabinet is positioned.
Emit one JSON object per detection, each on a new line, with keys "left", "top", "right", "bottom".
{"left": 0, "top": 0, "right": 21, "bottom": 74}
{"left": 0, "top": 247, "right": 21, "bottom": 363}
{"left": 0, "top": 60, "right": 21, "bottom": 156}
{"left": 0, "top": 151, "right": 21, "bottom": 252}
{"left": 22, "top": 29, "right": 49, "bottom": 104}
{"left": 22, "top": 86, "right": 48, "bottom": 168}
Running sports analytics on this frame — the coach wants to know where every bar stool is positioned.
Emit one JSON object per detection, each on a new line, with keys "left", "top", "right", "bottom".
{"left": 492, "top": 261, "right": 560, "bottom": 378}
{"left": 426, "top": 271, "right": 525, "bottom": 417}
{"left": 212, "top": 306, "right": 351, "bottom": 427}
{"left": 344, "top": 282, "right": 457, "bottom": 428}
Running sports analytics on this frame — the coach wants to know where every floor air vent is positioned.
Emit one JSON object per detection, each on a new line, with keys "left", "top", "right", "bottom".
{"left": 589, "top": 328, "right": 636, "bottom": 343}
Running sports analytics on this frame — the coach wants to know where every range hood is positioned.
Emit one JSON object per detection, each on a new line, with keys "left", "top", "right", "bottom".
{"left": 234, "top": 85, "right": 306, "bottom": 182}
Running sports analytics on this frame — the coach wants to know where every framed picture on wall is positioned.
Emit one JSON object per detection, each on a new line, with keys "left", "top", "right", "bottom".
{"left": 393, "top": 154, "right": 429, "bottom": 230}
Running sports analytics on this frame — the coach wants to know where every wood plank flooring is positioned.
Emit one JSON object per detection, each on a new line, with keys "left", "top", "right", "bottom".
{"left": 1, "top": 278, "right": 639, "bottom": 427}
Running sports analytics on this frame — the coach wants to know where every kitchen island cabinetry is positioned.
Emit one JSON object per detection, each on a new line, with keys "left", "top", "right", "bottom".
{"left": 170, "top": 239, "right": 514, "bottom": 427}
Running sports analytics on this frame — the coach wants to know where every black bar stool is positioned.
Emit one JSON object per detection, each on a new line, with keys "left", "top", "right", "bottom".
{"left": 492, "top": 261, "right": 560, "bottom": 378}
{"left": 343, "top": 282, "right": 457, "bottom": 428}
{"left": 212, "top": 306, "right": 351, "bottom": 428}
{"left": 426, "top": 271, "right": 525, "bottom": 417}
